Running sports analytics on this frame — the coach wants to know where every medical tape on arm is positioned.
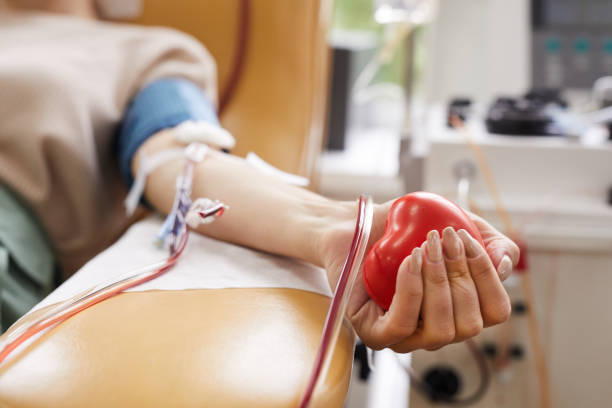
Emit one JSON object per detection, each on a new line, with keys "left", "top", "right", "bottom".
{"left": 124, "top": 148, "right": 186, "bottom": 216}
{"left": 124, "top": 118, "right": 234, "bottom": 217}
{"left": 173, "top": 120, "right": 235, "bottom": 149}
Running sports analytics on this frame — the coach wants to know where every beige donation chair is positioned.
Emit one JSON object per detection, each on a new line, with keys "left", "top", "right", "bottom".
{"left": 0, "top": 1, "right": 356, "bottom": 407}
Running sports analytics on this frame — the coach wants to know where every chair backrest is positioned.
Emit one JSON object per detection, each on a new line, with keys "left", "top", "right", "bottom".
{"left": 133, "top": 0, "right": 332, "bottom": 180}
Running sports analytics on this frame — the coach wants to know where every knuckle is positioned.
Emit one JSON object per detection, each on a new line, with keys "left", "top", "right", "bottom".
{"left": 498, "top": 301, "right": 512, "bottom": 322}
{"left": 425, "top": 269, "right": 449, "bottom": 287}
{"left": 448, "top": 280, "right": 474, "bottom": 299}
{"left": 440, "top": 329, "right": 456, "bottom": 344}
{"left": 483, "top": 298, "right": 512, "bottom": 325}
{"left": 361, "top": 335, "right": 386, "bottom": 351}
{"left": 406, "top": 263, "right": 422, "bottom": 280}
{"left": 425, "top": 343, "right": 445, "bottom": 352}
{"left": 369, "top": 342, "right": 386, "bottom": 351}
{"left": 400, "top": 323, "right": 419, "bottom": 338}
{"left": 426, "top": 327, "right": 455, "bottom": 346}
{"left": 379, "top": 326, "right": 398, "bottom": 342}
{"left": 382, "top": 323, "right": 417, "bottom": 341}
{"left": 404, "top": 286, "right": 423, "bottom": 302}
{"left": 391, "top": 344, "right": 416, "bottom": 354}
{"left": 457, "top": 317, "right": 484, "bottom": 339}
{"left": 469, "top": 261, "right": 493, "bottom": 280}
{"left": 447, "top": 266, "right": 470, "bottom": 281}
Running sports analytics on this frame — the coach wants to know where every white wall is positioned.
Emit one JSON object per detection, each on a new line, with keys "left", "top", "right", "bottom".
{"left": 423, "top": 0, "right": 530, "bottom": 104}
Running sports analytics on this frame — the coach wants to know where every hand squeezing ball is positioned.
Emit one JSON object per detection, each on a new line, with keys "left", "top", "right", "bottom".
{"left": 363, "top": 192, "right": 484, "bottom": 310}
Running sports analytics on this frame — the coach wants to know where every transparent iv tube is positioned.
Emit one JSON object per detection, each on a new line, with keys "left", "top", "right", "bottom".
{"left": 298, "top": 194, "right": 374, "bottom": 407}
{"left": 0, "top": 226, "right": 189, "bottom": 366}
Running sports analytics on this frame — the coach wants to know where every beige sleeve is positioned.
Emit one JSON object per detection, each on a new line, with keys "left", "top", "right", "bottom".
{"left": 120, "top": 25, "right": 219, "bottom": 107}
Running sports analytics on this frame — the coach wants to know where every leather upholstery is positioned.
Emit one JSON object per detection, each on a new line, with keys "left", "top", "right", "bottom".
{"left": 0, "top": 288, "right": 354, "bottom": 407}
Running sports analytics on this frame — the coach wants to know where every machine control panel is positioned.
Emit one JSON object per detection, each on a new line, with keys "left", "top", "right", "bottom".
{"left": 532, "top": 0, "right": 612, "bottom": 88}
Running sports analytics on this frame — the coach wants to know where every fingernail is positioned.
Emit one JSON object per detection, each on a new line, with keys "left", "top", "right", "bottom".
{"left": 426, "top": 230, "right": 442, "bottom": 262}
{"left": 497, "top": 255, "right": 513, "bottom": 280}
{"left": 457, "top": 229, "right": 481, "bottom": 258}
{"left": 442, "top": 227, "right": 461, "bottom": 260}
{"left": 412, "top": 247, "right": 422, "bottom": 271}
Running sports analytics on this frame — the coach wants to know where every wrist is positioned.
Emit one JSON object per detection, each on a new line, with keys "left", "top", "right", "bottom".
{"left": 300, "top": 198, "right": 356, "bottom": 268}
{"left": 315, "top": 198, "right": 391, "bottom": 287}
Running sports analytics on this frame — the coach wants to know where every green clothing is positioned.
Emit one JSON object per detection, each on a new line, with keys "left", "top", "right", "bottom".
{"left": 0, "top": 185, "right": 57, "bottom": 332}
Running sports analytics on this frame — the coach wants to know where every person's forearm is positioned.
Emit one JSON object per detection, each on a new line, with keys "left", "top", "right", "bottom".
{"left": 132, "top": 130, "right": 355, "bottom": 267}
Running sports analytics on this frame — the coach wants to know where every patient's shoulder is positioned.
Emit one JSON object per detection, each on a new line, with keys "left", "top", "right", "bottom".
{"left": 102, "top": 21, "right": 211, "bottom": 61}
{"left": 99, "top": 21, "right": 218, "bottom": 98}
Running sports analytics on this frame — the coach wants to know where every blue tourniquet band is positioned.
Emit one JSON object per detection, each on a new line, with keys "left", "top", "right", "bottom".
{"left": 117, "top": 78, "right": 219, "bottom": 186}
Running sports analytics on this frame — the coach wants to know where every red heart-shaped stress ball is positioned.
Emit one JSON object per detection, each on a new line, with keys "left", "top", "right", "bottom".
{"left": 363, "top": 192, "right": 484, "bottom": 310}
